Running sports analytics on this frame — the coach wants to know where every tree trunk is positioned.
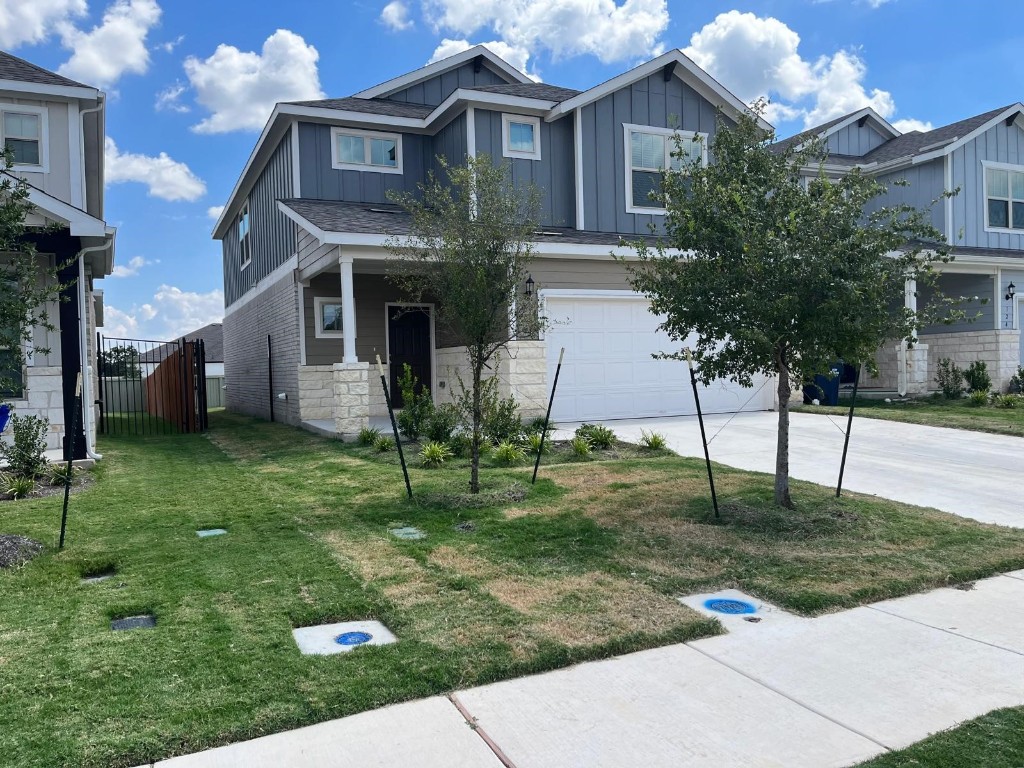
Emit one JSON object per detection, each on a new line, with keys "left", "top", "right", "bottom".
{"left": 774, "top": 349, "right": 794, "bottom": 509}
{"left": 470, "top": 362, "right": 483, "bottom": 494}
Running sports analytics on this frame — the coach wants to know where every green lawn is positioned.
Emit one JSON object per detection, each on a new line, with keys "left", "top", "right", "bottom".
{"left": 795, "top": 394, "right": 1024, "bottom": 438}
{"left": 4, "top": 411, "right": 1024, "bottom": 767}
{"left": 859, "top": 707, "right": 1024, "bottom": 767}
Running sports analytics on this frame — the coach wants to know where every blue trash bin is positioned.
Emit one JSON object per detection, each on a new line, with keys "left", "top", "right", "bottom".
{"left": 0, "top": 403, "right": 10, "bottom": 433}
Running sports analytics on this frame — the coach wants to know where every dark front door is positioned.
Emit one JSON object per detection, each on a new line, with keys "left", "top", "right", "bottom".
{"left": 388, "top": 306, "right": 431, "bottom": 408}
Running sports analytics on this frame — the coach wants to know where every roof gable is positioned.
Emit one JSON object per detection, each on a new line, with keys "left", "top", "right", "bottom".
{"left": 774, "top": 107, "right": 899, "bottom": 154}
{"left": 353, "top": 45, "right": 530, "bottom": 100}
{"left": 0, "top": 50, "right": 90, "bottom": 89}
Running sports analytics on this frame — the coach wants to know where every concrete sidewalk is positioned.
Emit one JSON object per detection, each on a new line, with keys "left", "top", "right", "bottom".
{"left": 557, "top": 411, "right": 1024, "bottom": 527}
{"left": 140, "top": 572, "right": 1024, "bottom": 767}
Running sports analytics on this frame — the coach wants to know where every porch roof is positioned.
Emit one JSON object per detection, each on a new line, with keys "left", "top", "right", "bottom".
{"left": 277, "top": 198, "right": 660, "bottom": 247}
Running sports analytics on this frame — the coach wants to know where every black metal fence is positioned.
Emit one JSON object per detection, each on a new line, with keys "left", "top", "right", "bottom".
{"left": 97, "top": 334, "right": 208, "bottom": 436}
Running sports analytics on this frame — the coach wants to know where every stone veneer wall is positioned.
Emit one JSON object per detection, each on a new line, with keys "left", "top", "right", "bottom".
{"left": 433, "top": 341, "right": 548, "bottom": 420}
{"left": 1, "top": 366, "right": 67, "bottom": 452}
{"left": 925, "top": 329, "right": 1021, "bottom": 392}
{"left": 297, "top": 365, "right": 335, "bottom": 421}
{"left": 333, "top": 362, "right": 369, "bottom": 438}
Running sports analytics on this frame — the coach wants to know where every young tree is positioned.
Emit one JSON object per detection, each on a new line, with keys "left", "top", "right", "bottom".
{"left": 386, "top": 155, "right": 541, "bottom": 493}
{"left": 1, "top": 149, "right": 66, "bottom": 400}
{"left": 99, "top": 345, "right": 142, "bottom": 378}
{"left": 625, "top": 106, "right": 955, "bottom": 508}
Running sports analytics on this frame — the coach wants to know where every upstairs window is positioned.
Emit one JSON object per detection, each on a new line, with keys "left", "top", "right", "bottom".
{"left": 985, "top": 163, "right": 1024, "bottom": 231}
{"left": 502, "top": 114, "right": 541, "bottom": 161}
{"left": 238, "top": 202, "right": 251, "bottom": 270}
{"left": 1, "top": 106, "right": 46, "bottom": 170}
{"left": 331, "top": 128, "right": 402, "bottom": 174}
{"left": 625, "top": 124, "right": 706, "bottom": 214}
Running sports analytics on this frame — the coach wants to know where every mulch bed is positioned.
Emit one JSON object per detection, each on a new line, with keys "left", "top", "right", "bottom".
{"left": 0, "top": 534, "right": 43, "bottom": 569}
{"left": 0, "top": 471, "right": 94, "bottom": 502}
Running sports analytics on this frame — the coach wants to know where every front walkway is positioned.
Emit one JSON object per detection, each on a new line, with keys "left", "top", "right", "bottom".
{"left": 141, "top": 572, "right": 1024, "bottom": 767}
{"left": 558, "top": 411, "right": 1024, "bottom": 528}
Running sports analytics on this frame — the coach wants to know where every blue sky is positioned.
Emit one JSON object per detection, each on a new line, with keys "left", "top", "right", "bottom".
{"left": 5, "top": 0, "right": 1024, "bottom": 339}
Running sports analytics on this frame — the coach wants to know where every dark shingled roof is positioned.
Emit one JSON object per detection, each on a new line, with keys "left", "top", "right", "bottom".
{"left": 859, "top": 105, "right": 1014, "bottom": 164}
{"left": 0, "top": 50, "right": 91, "bottom": 89}
{"left": 284, "top": 97, "right": 435, "bottom": 118}
{"left": 279, "top": 199, "right": 658, "bottom": 246}
{"left": 466, "top": 83, "right": 581, "bottom": 102}
{"left": 138, "top": 323, "right": 224, "bottom": 363}
{"left": 772, "top": 111, "right": 860, "bottom": 153}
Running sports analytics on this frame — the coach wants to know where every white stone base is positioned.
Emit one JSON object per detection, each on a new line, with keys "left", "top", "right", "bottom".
{"left": 298, "top": 365, "right": 335, "bottom": 421}
{"left": 1, "top": 366, "right": 67, "bottom": 452}
{"left": 333, "top": 362, "right": 370, "bottom": 439}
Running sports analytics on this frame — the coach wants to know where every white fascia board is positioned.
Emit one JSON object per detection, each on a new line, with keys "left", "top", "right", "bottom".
{"left": 21, "top": 181, "right": 107, "bottom": 236}
{"left": 549, "top": 50, "right": 770, "bottom": 132}
{"left": 0, "top": 79, "right": 99, "bottom": 101}
{"left": 353, "top": 45, "right": 530, "bottom": 99}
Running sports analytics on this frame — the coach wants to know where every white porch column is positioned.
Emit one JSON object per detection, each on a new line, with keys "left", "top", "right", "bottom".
{"left": 338, "top": 249, "right": 357, "bottom": 363}
{"left": 903, "top": 277, "right": 929, "bottom": 394}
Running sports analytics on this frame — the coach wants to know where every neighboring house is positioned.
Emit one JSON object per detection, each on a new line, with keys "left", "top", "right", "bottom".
{"left": 0, "top": 51, "right": 115, "bottom": 459}
{"left": 213, "top": 46, "right": 779, "bottom": 437}
{"left": 776, "top": 106, "right": 1024, "bottom": 394}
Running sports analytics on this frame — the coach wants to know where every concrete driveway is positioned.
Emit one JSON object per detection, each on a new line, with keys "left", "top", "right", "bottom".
{"left": 557, "top": 411, "right": 1024, "bottom": 527}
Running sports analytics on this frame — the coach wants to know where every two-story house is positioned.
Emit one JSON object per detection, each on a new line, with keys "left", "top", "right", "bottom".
{"left": 0, "top": 51, "right": 115, "bottom": 461}
{"left": 776, "top": 106, "right": 1024, "bottom": 395}
{"left": 213, "top": 46, "right": 779, "bottom": 438}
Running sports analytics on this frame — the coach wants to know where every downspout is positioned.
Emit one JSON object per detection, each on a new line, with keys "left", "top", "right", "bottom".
{"left": 76, "top": 240, "right": 112, "bottom": 460}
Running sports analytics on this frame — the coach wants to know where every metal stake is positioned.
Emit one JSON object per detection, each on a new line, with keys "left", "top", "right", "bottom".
{"left": 532, "top": 347, "right": 565, "bottom": 485}
{"left": 685, "top": 348, "right": 719, "bottom": 519}
{"left": 377, "top": 355, "right": 413, "bottom": 499}
{"left": 59, "top": 373, "right": 82, "bottom": 550}
{"left": 836, "top": 365, "right": 861, "bottom": 498}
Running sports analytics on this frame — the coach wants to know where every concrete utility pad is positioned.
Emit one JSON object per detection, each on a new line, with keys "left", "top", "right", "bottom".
{"left": 196, "top": 529, "right": 227, "bottom": 537}
{"left": 81, "top": 573, "right": 114, "bottom": 584}
{"left": 456, "top": 644, "right": 882, "bottom": 767}
{"left": 679, "top": 589, "right": 802, "bottom": 635}
{"left": 870, "top": 576, "right": 1024, "bottom": 654}
{"left": 292, "top": 620, "right": 396, "bottom": 656}
{"left": 111, "top": 615, "right": 156, "bottom": 631}
{"left": 389, "top": 526, "right": 426, "bottom": 540}
{"left": 692, "top": 605, "right": 1024, "bottom": 749}
{"left": 152, "top": 696, "right": 503, "bottom": 768}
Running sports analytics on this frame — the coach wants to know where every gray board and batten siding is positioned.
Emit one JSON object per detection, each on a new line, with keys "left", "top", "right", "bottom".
{"left": 383, "top": 61, "right": 509, "bottom": 106}
{"left": 579, "top": 71, "right": 729, "bottom": 236}
{"left": 224, "top": 128, "right": 296, "bottom": 307}
{"left": 950, "top": 118, "right": 1024, "bottom": 249}
{"left": 474, "top": 108, "right": 575, "bottom": 227}
{"left": 862, "top": 160, "right": 946, "bottom": 234}
{"left": 918, "top": 272, "right": 995, "bottom": 335}
{"left": 826, "top": 122, "right": 889, "bottom": 156}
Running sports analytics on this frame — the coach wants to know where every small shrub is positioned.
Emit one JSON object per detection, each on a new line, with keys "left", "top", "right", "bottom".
{"left": 968, "top": 390, "right": 989, "bottom": 407}
{"left": 419, "top": 440, "right": 453, "bottom": 468}
{"left": 47, "top": 463, "right": 75, "bottom": 486}
{"left": 964, "top": 360, "right": 992, "bottom": 393}
{"left": 570, "top": 435, "right": 592, "bottom": 457}
{"left": 396, "top": 364, "right": 433, "bottom": 440}
{"left": 575, "top": 423, "right": 615, "bottom": 449}
{"left": 1008, "top": 366, "right": 1024, "bottom": 394}
{"left": 993, "top": 393, "right": 1021, "bottom": 409}
{"left": 526, "top": 416, "right": 553, "bottom": 436}
{"left": 484, "top": 395, "right": 524, "bottom": 444}
{"left": 373, "top": 435, "right": 394, "bottom": 452}
{"left": 639, "top": 430, "right": 667, "bottom": 450}
{"left": 448, "top": 432, "right": 472, "bottom": 458}
{"left": 4, "top": 475, "right": 35, "bottom": 499}
{"left": 493, "top": 440, "right": 527, "bottom": 466}
{"left": 526, "top": 432, "right": 548, "bottom": 455}
{"left": 0, "top": 413, "right": 49, "bottom": 478}
{"left": 935, "top": 358, "right": 964, "bottom": 400}
{"left": 357, "top": 426, "right": 382, "bottom": 446}
{"left": 424, "top": 403, "right": 460, "bottom": 443}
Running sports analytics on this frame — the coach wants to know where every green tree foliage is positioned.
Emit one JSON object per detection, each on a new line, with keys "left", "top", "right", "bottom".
{"left": 386, "top": 155, "right": 542, "bottom": 493}
{"left": 99, "top": 345, "right": 142, "bottom": 378}
{"left": 625, "top": 104, "right": 958, "bottom": 507}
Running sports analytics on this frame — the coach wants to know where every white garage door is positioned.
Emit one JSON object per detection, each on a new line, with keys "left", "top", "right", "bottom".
{"left": 544, "top": 293, "right": 774, "bottom": 422}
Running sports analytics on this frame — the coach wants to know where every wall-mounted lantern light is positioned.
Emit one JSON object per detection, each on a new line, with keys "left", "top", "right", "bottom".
{"left": 525, "top": 274, "right": 535, "bottom": 297}
{"left": 1007, "top": 282, "right": 1017, "bottom": 301}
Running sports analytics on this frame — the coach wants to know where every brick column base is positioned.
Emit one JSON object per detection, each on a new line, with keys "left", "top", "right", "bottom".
{"left": 333, "top": 362, "right": 370, "bottom": 440}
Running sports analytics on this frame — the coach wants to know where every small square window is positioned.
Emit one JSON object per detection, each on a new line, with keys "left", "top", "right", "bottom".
{"left": 337, "top": 134, "right": 364, "bottom": 165}
{"left": 314, "top": 297, "right": 346, "bottom": 339}
{"left": 502, "top": 114, "right": 541, "bottom": 161}
{"left": 509, "top": 122, "right": 535, "bottom": 152}
{"left": 369, "top": 138, "right": 397, "bottom": 167}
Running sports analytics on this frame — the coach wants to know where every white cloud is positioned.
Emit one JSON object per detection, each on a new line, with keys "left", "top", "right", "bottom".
{"left": 381, "top": 1, "right": 413, "bottom": 30}
{"left": 429, "top": 39, "right": 535, "bottom": 79}
{"left": 207, "top": 205, "right": 225, "bottom": 221}
{"left": 184, "top": 29, "right": 323, "bottom": 134}
{"left": 891, "top": 118, "right": 933, "bottom": 134}
{"left": 104, "top": 285, "right": 223, "bottom": 340}
{"left": 110, "top": 255, "right": 154, "bottom": 278}
{"left": 683, "top": 11, "right": 923, "bottom": 130}
{"left": 105, "top": 137, "right": 207, "bottom": 202}
{"left": 157, "top": 33, "right": 184, "bottom": 53}
{"left": 424, "top": 0, "right": 668, "bottom": 65}
{"left": 155, "top": 82, "right": 189, "bottom": 113}
{"left": 57, "top": 0, "right": 162, "bottom": 88}
{"left": 0, "top": 0, "right": 86, "bottom": 49}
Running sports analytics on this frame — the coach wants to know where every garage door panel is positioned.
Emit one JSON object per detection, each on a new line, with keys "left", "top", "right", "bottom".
{"left": 544, "top": 295, "right": 772, "bottom": 422}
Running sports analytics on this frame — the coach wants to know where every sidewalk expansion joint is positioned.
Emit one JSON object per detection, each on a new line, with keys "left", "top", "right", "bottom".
{"left": 448, "top": 693, "right": 519, "bottom": 768}
{"left": 686, "top": 644, "right": 892, "bottom": 752}
{"left": 866, "top": 605, "right": 1024, "bottom": 657}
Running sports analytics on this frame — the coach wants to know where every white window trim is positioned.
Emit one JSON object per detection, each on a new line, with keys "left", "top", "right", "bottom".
{"left": 330, "top": 127, "right": 403, "bottom": 174}
{"left": 238, "top": 201, "right": 252, "bottom": 271}
{"left": 624, "top": 123, "right": 707, "bottom": 216}
{"left": 501, "top": 114, "right": 542, "bottom": 161}
{"left": 982, "top": 160, "right": 1024, "bottom": 234}
{"left": 314, "top": 296, "right": 346, "bottom": 339}
{"left": 1, "top": 103, "right": 49, "bottom": 173}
